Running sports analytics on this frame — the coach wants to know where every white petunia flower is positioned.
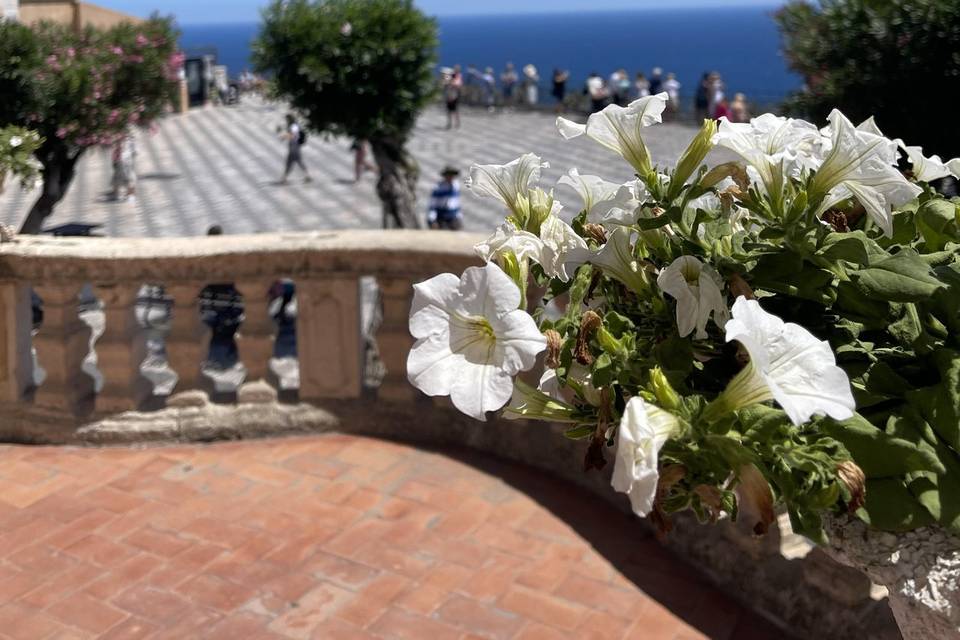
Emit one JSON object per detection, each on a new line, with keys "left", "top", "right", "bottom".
{"left": 901, "top": 145, "right": 953, "bottom": 183}
{"left": 557, "top": 168, "right": 621, "bottom": 213}
{"left": 9, "top": 136, "right": 23, "bottom": 148}
{"left": 947, "top": 158, "right": 960, "bottom": 179}
{"left": 713, "top": 296, "right": 855, "bottom": 426}
{"left": 713, "top": 113, "right": 821, "bottom": 196}
{"left": 588, "top": 227, "right": 651, "bottom": 294}
{"left": 810, "top": 110, "right": 922, "bottom": 237}
{"left": 587, "top": 180, "right": 647, "bottom": 229}
{"left": 612, "top": 396, "right": 679, "bottom": 516}
{"left": 656, "top": 255, "right": 729, "bottom": 340}
{"left": 467, "top": 153, "right": 549, "bottom": 217}
{"left": 502, "top": 372, "right": 579, "bottom": 423}
{"left": 557, "top": 93, "right": 669, "bottom": 175}
{"left": 474, "top": 221, "right": 544, "bottom": 264}
{"left": 538, "top": 214, "right": 590, "bottom": 282}
{"left": 407, "top": 263, "right": 547, "bottom": 421}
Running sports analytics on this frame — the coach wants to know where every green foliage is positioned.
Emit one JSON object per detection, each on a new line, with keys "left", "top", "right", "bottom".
{"left": 254, "top": 0, "right": 438, "bottom": 142}
{"left": 0, "top": 126, "right": 42, "bottom": 192}
{"left": 0, "top": 17, "right": 181, "bottom": 149}
{"left": 775, "top": 0, "right": 960, "bottom": 156}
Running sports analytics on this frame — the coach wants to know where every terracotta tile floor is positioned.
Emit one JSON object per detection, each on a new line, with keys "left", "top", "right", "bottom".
{"left": 0, "top": 434, "right": 782, "bottom": 639}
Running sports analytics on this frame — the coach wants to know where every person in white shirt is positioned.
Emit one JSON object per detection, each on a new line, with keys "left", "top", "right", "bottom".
{"left": 663, "top": 72, "right": 682, "bottom": 120}
{"left": 280, "top": 113, "right": 311, "bottom": 184}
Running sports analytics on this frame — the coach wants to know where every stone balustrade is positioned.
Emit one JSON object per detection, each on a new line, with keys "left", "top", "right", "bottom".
{"left": 0, "top": 230, "right": 915, "bottom": 639}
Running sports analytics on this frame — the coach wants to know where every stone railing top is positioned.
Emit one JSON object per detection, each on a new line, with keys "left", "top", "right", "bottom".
{"left": 0, "top": 230, "right": 486, "bottom": 284}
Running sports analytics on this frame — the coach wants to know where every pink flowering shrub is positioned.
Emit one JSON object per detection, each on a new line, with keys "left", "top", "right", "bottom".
{"left": 0, "top": 17, "right": 181, "bottom": 232}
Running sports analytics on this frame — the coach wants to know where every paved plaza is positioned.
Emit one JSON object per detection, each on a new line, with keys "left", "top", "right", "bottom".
{"left": 0, "top": 100, "right": 727, "bottom": 237}
{"left": 0, "top": 434, "right": 779, "bottom": 640}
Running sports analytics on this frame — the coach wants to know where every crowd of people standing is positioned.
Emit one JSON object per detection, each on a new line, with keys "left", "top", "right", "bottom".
{"left": 439, "top": 64, "right": 753, "bottom": 124}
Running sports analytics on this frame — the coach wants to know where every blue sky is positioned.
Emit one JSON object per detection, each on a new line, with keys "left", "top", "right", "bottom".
{"left": 96, "top": 0, "right": 784, "bottom": 24}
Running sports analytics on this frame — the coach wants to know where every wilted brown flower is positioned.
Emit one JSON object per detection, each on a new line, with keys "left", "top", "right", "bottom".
{"left": 583, "top": 223, "right": 607, "bottom": 245}
{"left": 574, "top": 310, "right": 602, "bottom": 365}
{"left": 544, "top": 329, "right": 562, "bottom": 369}
{"left": 728, "top": 272, "right": 755, "bottom": 300}
{"left": 737, "top": 464, "right": 775, "bottom": 536}
{"left": 837, "top": 460, "right": 866, "bottom": 513}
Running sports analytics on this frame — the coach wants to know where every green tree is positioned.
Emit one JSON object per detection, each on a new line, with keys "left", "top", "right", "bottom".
{"left": 776, "top": 0, "right": 960, "bottom": 157}
{"left": 0, "top": 18, "right": 181, "bottom": 234}
{"left": 254, "top": 0, "right": 438, "bottom": 228}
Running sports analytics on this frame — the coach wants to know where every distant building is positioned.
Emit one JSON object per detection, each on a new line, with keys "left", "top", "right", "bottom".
{"left": 14, "top": 0, "right": 141, "bottom": 30}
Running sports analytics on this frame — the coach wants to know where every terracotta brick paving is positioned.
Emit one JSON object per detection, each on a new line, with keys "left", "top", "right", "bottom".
{"left": 0, "top": 434, "right": 783, "bottom": 639}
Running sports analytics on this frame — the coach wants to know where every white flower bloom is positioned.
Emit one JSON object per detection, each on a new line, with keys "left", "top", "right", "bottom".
{"left": 9, "top": 136, "right": 22, "bottom": 148}
{"left": 902, "top": 145, "right": 953, "bottom": 183}
{"left": 407, "top": 263, "right": 547, "bottom": 421}
{"left": 538, "top": 214, "right": 589, "bottom": 282}
{"left": 557, "top": 168, "right": 621, "bottom": 213}
{"left": 612, "top": 396, "right": 679, "bottom": 516}
{"left": 947, "top": 158, "right": 960, "bottom": 179}
{"left": 713, "top": 113, "right": 821, "bottom": 195}
{"left": 717, "top": 296, "right": 855, "bottom": 426}
{"left": 557, "top": 93, "right": 669, "bottom": 175}
{"left": 466, "top": 153, "right": 549, "bottom": 216}
{"left": 656, "top": 256, "right": 729, "bottom": 340}
{"left": 587, "top": 181, "right": 647, "bottom": 228}
{"left": 502, "top": 372, "right": 579, "bottom": 422}
{"left": 810, "top": 110, "right": 921, "bottom": 237}
{"left": 588, "top": 228, "right": 650, "bottom": 294}
{"left": 474, "top": 221, "right": 544, "bottom": 264}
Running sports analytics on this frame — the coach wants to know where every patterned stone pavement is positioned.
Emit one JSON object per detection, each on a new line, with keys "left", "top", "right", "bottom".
{"left": 0, "top": 434, "right": 782, "bottom": 640}
{"left": 0, "top": 99, "right": 732, "bottom": 237}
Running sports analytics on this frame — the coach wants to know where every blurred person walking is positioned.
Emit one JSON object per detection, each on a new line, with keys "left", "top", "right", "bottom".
{"left": 444, "top": 65, "right": 463, "bottom": 129}
{"left": 552, "top": 68, "right": 569, "bottom": 113}
{"left": 649, "top": 67, "right": 663, "bottom": 95}
{"left": 351, "top": 139, "right": 376, "bottom": 182}
{"left": 663, "top": 72, "right": 681, "bottom": 120}
{"left": 523, "top": 64, "right": 540, "bottom": 106}
{"left": 427, "top": 166, "right": 463, "bottom": 230}
{"left": 634, "top": 72, "right": 650, "bottom": 99}
{"left": 694, "top": 72, "right": 710, "bottom": 122}
{"left": 500, "top": 62, "right": 518, "bottom": 107}
{"left": 279, "top": 113, "right": 312, "bottom": 184}
{"left": 708, "top": 72, "right": 725, "bottom": 118}
{"left": 481, "top": 67, "right": 497, "bottom": 111}
{"left": 729, "top": 93, "right": 750, "bottom": 123}
{"left": 586, "top": 72, "right": 608, "bottom": 113}
{"left": 110, "top": 134, "right": 137, "bottom": 203}
{"left": 612, "top": 69, "right": 631, "bottom": 106}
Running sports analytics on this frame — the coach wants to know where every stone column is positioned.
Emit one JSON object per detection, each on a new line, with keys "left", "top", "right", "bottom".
{"left": 296, "top": 277, "right": 361, "bottom": 400}
{"left": 31, "top": 284, "right": 94, "bottom": 412}
{"left": 0, "top": 282, "right": 34, "bottom": 403}
{"left": 376, "top": 275, "right": 419, "bottom": 403}
{"left": 92, "top": 283, "right": 149, "bottom": 412}
{"left": 234, "top": 279, "right": 274, "bottom": 383}
{"left": 165, "top": 283, "right": 208, "bottom": 393}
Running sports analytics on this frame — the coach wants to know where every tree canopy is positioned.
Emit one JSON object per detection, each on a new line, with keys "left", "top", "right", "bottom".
{"left": 776, "top": 0, "right": 960, "bottom": 157}
{"left": 0, "top": 17, "right": 181, "bottom": 232}
{"left": 253, "top": 0, "right": 438, "bottom": 143}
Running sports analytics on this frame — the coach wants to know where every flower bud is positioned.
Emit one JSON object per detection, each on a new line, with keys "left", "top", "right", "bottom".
{"left": 701, "top": 161, "right": 750, "bottom": 191}
{"left": 670, "top": 118, "right": 718, "bottom": 200}
{"left": 649, "top": 367, "right": 681, "bottom": 411}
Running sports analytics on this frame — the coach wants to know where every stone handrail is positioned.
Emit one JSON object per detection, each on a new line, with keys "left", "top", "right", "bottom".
{"left": 0, "top": 230, "right": 917, "bottom": 638}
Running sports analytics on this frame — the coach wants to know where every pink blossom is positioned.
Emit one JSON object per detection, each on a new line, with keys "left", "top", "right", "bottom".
{"left": 66, "top": 48, "right": 75, "bottom": 58}
{"left": 136, "top": 34, "right": 148, "bottom": 46}
{"left": 111, "top": 46, "right": 124, "bottom": 55}
{"left": 107, "top": 109, "right": 120, "bottom": 125}
{"left": 56, "top": 128, "right": 68, "bottom": 139}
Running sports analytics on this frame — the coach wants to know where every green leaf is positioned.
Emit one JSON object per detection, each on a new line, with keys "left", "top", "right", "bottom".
{"left": 904, "top": 350, "right": 960, "bottom": 450}
{"left": 816, "top": 231, "right": 870, "bottom": 265}
{"left": 636, "top": 214, "right": 672, "bottom": 231}
{"left": 853, "top": 251, "right": 947, "bottom": 302}
{"left": 859, "top": 478, "right": 936, "bottom": 532}
{"left": 563, "top": 425, "right": 594, "bottom": 440}
{"left": 820, "top": 413, "right": 945, "bottom": 477}
{"left": 916, "top": 199, "right": 960, "bottom": 252}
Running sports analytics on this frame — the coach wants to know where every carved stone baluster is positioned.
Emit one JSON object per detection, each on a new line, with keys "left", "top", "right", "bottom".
{"left": 234, "top": 279, "right": 275, "bottom": 383}
{"left": 165, "top": 283, "right": 208, "bottom": 393}
{"left": 376, "top": 275, "right": 419, "bottom": 403}
{"left": 31, "top": 284, "right": 94, "bottom": 412}
{"left": 92, "top": 283, "right": 149, "bottom": 412}
{"left": 0, "top": 283, "right": 34, "bottom": 403}
{"left": 297, "top": 277, "right": 362, "bottom": 400}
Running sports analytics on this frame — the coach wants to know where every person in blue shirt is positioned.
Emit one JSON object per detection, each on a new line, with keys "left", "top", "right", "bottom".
{"left": 428, "top": 166, "right": 463, "bottom": 230}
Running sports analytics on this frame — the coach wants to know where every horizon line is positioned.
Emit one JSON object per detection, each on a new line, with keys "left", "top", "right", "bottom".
{"left": 175, "top": 3, "right": 782, "bottom": 27}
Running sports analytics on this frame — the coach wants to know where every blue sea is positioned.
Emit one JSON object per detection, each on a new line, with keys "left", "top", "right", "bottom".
{"left": 180, "top": 6, "right": 799, "bottom": 108}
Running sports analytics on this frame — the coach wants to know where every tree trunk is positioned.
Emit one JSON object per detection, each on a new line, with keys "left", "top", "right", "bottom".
{"left": 19, "top": 148, "right": 82, "bottom": 235}
{"left": 369, "top": 136, "right": 421, "bottom": 229}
